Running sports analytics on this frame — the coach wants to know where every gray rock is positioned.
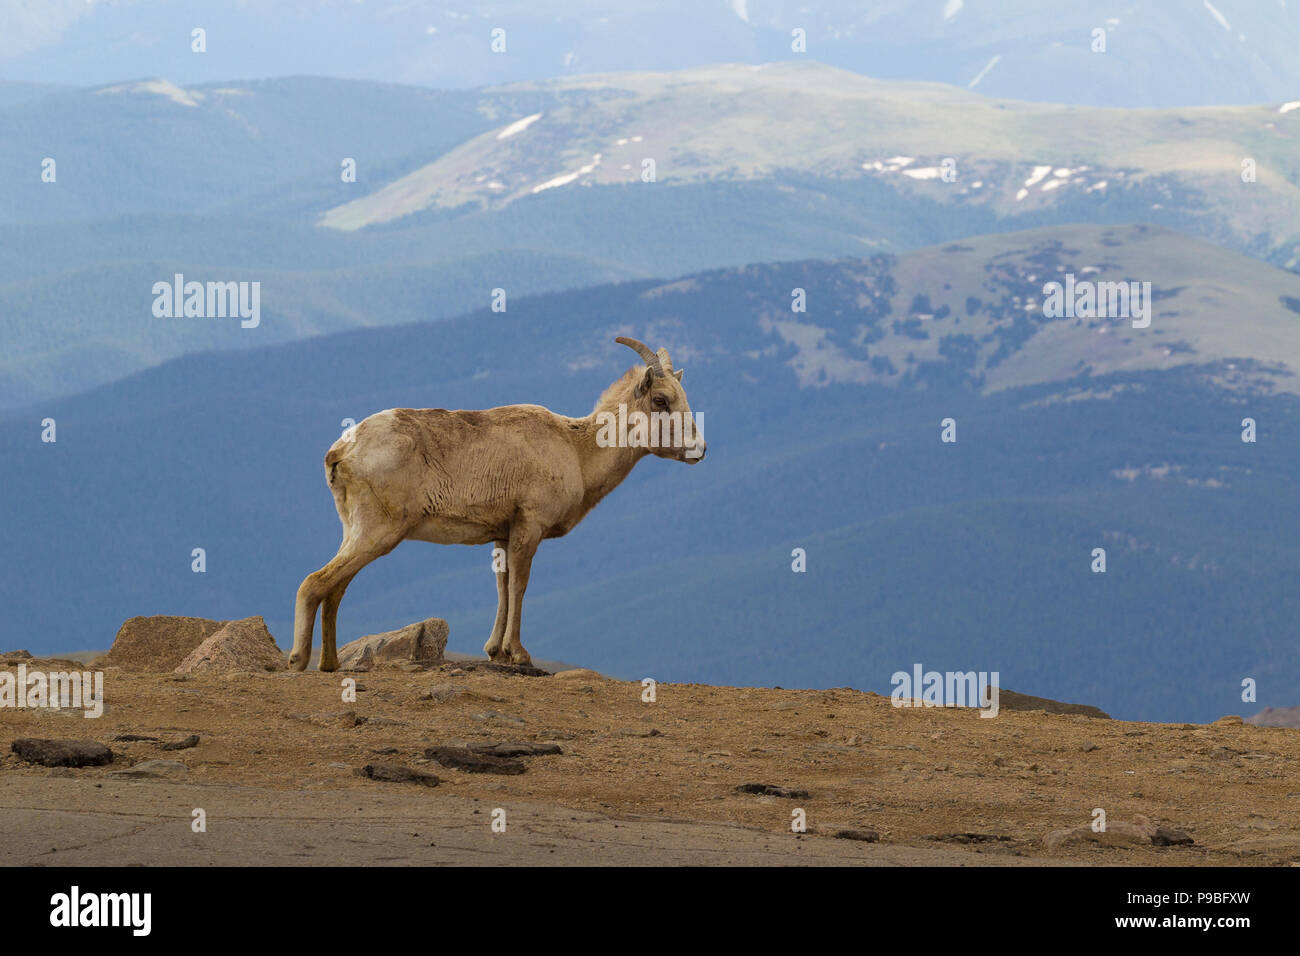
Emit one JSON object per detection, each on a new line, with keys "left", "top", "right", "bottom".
{"left": 1246, "top": 706, "right": 1300, "bottom": 728}
{"left": 337, "top": 618, "right": 448, "bottom": 671}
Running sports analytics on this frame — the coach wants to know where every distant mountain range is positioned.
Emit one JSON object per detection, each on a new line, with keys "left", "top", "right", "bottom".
{"left": 4, "top": 63, "right": 1300, "bottom": 411}
{"left": 5, "top": 223, "right": 1298, "bottom": 723}
{"left": 7, "top": 0, "right": 1300, "bottom": 108}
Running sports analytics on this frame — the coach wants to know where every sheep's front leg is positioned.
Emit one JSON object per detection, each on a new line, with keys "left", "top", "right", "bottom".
{"left": 484, "top": 539, "right": 509, "bottom": 661}
{"left": 502, "top": 524, "right": 541, "bottom": 666}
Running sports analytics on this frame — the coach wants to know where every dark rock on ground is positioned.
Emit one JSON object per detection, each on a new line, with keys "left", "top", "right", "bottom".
{"left": 453, "top": 661, "right": 552, "bottom": 678}
{"left": 362, "top": 763, "right": 441, "bottom": 787}
{"left": 160, "top": 735, "right": 200, "bottom": 751}
{"left": 736, "top": 783, "right": 810, "bottom": 799}
{"left": 835, "top": 829, "right": 880, "bottom": 842}
{"left": 985, "top": 687, "right": 1110, "bottom": 719}
{"left": 424, "top": 746, "right": 526, "bottom": 775}
{"left": 107, "top": 759, "right": 187, "bottom": 779}
{"left": 466, "top": 742, "right": 563, "bottom": 757}
{"left": 12, "top": 738, "right": 113, "bottom": 767}
{"left": 927, "top": 833, "right": 1012, "bottom": 844}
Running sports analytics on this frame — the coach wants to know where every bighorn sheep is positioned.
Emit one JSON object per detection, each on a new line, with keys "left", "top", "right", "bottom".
{"left": 289, "top": 337, "right": 706, "bottom": 671}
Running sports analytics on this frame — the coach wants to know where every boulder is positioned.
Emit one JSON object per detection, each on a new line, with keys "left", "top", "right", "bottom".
{"left": 173, "top": 616, "right": 285, "bottom": 674}
{"left": 1246, "top": 706, "right": 1300, "bottom": 728}
{"left": 336, "top": 618, "right": 448, "bottom": 671}
{"left": 1044, "top": 814, "right": 1193, "bottom": 852}
{"left": 95, "top": 616, "right": 226, "bottom": 672}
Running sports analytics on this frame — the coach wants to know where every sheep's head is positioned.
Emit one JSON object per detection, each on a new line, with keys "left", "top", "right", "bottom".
{"left": 616, "top": 336, "right": 706, "bottom": 464}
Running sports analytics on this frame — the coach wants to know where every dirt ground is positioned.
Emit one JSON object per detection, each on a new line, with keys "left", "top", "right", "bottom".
{"left": 2, "top": 660, "right": 1298, "bottom": 866}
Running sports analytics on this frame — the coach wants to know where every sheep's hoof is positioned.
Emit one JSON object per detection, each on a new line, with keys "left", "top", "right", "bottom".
{"left": 319, "top": 656, "right": 338, "bottom": 673}
{"left": 507, "top": 650, "right": 533, "bottom": 667}
{"left": 287, "top": 652, "right": 310, "bottom": 672}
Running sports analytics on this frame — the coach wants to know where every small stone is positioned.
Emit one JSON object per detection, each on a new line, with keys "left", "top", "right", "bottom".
{"left": 107, "top": 759, "right": 187, "bottom": 779}
{"left": 553, "top": 668, "right": 602, "bottom": 680}
{"left": 421, "top": 685, "right": 462, "bottom": 703}
{"left": 834, "top": 828, "right": 880, "bottom": 842}
{"left": 355, "top": 716, "right": 405, "bottom": 727}
{"left": 306, "top": 710, "right": 358, "bottom": 729}
{"left": 1151, "top": 826, "right": 1194, "bottom": 846}
{"left": 160, "top": 735, "right": 200, "bottom": 751}
{"left": 736, "top": 783, "right": 810, "bottom": 799}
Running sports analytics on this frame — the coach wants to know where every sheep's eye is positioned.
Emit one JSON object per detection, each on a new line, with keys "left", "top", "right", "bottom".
{"left": 652, "top": 395, "right": 668, "bottom": 408}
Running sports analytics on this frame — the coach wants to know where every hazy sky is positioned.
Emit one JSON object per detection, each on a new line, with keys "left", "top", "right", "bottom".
{"left": 3, "top": 0, "right": 1297, "bottom": 108}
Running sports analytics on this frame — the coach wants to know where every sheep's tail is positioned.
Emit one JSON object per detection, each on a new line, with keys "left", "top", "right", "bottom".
{"left": 325, "top": 428, "right": 356, "bottom": 489}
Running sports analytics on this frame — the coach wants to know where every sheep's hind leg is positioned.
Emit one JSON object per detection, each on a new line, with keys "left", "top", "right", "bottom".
{"left": 319, "top": 570, "right": 360, "bottom": 672}
{"left": 290, "top": 533, "right": 402, "bottom": 671}
{"left": 484, "top": 540, "right": 509, "bottom": 661}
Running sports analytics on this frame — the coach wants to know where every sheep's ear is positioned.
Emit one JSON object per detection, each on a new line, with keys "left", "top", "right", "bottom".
{"left": 636, "top": 365, "right": 655, "bottom": 396}
{"left": 673, "top": 369, "right": 684, "bottom": 382}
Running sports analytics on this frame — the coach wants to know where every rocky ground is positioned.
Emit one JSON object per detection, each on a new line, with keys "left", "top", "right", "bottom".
{"left": 3, "top": 655, "right": 1298, "bottom": 866}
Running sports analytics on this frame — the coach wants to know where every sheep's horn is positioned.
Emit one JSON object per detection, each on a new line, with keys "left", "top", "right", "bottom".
{"left": 655, "top": 347, "right": 674, "bottom": 375}
{"left": 616, "top": 336, "right": 663, "bottom": 376}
